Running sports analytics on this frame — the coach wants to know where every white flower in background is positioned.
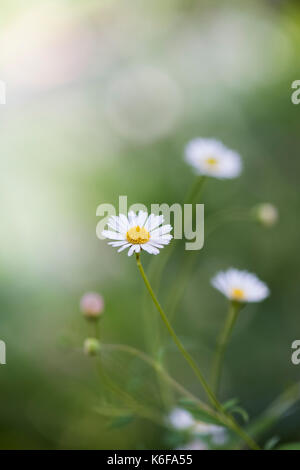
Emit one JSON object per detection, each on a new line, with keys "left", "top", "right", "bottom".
{"left": 255, "top": 203, "right": 279, "bottom": 227}
{"left": 211, "top": 268, "right": 270, "bottom": 303}
{"left": 167, "top": 407, "right": 194, "bottom": 430}
{"left": 102, "top": 211, "right": 173, "bottom": 256}
{"left": 176, "top": 439, "right": 208, "bottom": 451}
{"left": 168, "top": 408, "right": 227, "bottom": 448}
{"left": 194, "top": 423, "right": 228, "bottom": 445}
{"left": 185, "top": 138, "right": 242, "bottom": 179}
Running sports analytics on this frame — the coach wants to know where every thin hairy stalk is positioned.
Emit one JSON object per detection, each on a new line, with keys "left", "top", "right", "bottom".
{"left": 136, "top": 253, "right": 218, "bottom": 408}
{"left": 103, "top": 343, "right": 248, "bottom": 445}
{"left": 135, "top": 253, "right": 259, "bottom": 450}
{"left": 97, "top": 359, "right": 163, "bottom": 426}
{"left": 103, "top": 343, "right": 216, "bottom": 416}
{"left": 185, "top": 175, "right": 206, "bottom": 205}
{"left": 211, "top": 302, "right": 241, "bottom": 396}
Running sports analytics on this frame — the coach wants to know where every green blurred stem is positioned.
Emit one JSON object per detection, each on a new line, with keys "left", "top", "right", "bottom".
{"left": 135, "top": 252, "right": 218, "bottom": 409}
{"left": 135, "top": 253, "right": 259, "bottom": 450}
{"left": 185, "top": 175, "right": 206, "bottom": 205}
{"left": 104, "top": 343, "right": 216, "bottom": 417}
{"left": 211, "top": 301, "right": 242, "bottom": 396}
{"left": 94, "top": 320, "right": 100, "bottom": 339}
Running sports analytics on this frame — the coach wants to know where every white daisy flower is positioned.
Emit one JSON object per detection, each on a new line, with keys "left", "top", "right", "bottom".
{"left": 167, "top": 407, "right": 195, "bottom": 430}
{"left": 185, "top": 138, "right": 242, "bottom": 179}
{"left": 193, "top": 423, "right": 228, "bottom": 445}
{"left": 102, "top": 210, "right": 173, "bottom": 256}
{"left": 211, "top": 268, "right": 270, "bottom": 303}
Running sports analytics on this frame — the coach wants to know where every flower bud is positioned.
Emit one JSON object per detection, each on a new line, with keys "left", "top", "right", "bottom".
{"left": 254, "top": 203, "right": 279, "bottom": 227}
{"left": 83, "top": 338, "right": 101, "bottom": 356}
{"left": 80, "top": 292, "right": 104, "bottom": 319}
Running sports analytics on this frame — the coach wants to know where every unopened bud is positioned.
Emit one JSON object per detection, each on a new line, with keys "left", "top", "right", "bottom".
{"left": 253, "top": 203, "right": 278, "bottom": 227}
{"left": 80, "top": 292, "right": 104, "bottom": 319}
{"left": 83, "top": 338, "right": 101, "bottom": 356}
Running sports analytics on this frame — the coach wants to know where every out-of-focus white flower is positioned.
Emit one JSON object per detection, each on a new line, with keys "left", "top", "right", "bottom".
{"left": 168, "top": 408, "right": 195, "bottom": 430}
{"left": 254, "top": 203, "right": 279, "bottom": 227}
{"left": 102, "top": 211, "right": 173, "bottom": 256}
{"left": 211, "top": 268, "right": 269, "bottom": 303}
{"left": 194, "top": 423, "right": 228, "bottom": 445}
{"left": 176, "top": 439, "right": 208, "bottom": 450}
{"left": 80, "top": 292, "right": 104, "bottom": 318}
{"left": 185, "top": 138, "right": 242, "bottom": 179}
{"left": 168, "top": 408, "right": 227, "bottom": 448}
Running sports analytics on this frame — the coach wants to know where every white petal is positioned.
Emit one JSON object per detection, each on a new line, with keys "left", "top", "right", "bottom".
{"left": 102, "top": 230, "right": 126, "bottom": 240}
{"left": 150, "top": 224, "right": 172, "bottom": 237}
{"left": 148, "top": 214, "right": 164, "bottom": 231}
{"left": 128, "top": 245, "right": 136, "bottom": 256}
{"left": 137, "top": 211, "right": 148, "bottom": 227}
{"left": 108, "top": 215, "right": 128, "bottom": 233}
{"left": 148, "top": 241, "right": 164, "bottom": 249}
{"left": 142, "top": 244, "right": 159, "bottom": 255}
{"left": 144, "top": 214, "right": 156, "bottom": 231}
{"left": 151, "top": 235, "right": 172, "bottom": 245}
{"left": 128, "top": 211, "right": 137, "bottom": 227}
{"left": 108, "top": 241, "right": 128, "bottom": 247}
{"left": 118, "top": 243, "right": 131, "bottom": 252}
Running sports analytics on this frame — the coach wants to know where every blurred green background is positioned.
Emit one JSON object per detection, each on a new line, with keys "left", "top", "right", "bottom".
{"left": 0, "top": 0, "right": 300, "bottom": 449}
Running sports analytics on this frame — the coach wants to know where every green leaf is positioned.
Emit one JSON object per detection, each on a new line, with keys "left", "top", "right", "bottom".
{"left": 264, "top": 436, "right": 280, "bottom": 450}
{"left": 109, "top": 415, "right": 135, "bottom": 429}
{"left": 178, "top": 399, "right": 223, "bottom": 426}
{"left": 276, "top": 442, "right": 300, "bottom": 450}
{"left": 222, "top": 398, "right": 240, "bottom": 411}
{"left": 230, "top": 406, "right": 249, "bottom": 423}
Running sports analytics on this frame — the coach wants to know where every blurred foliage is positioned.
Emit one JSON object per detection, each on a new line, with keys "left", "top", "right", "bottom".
{"left": 0, "top": 0, "right": 300, "bottom": 449}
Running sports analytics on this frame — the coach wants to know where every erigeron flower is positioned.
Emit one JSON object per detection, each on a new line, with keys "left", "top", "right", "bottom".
{"left": 102, "top": 211, "right": 173, "bottom": 256}
{"left": 211, "top": 268, "right": 269, "bottom": 303}
{"left": 185, "top": 138, "right": 242, "bottom": 179}
{"left": 167, "top": 407, "right": 195, "bottom": 430}
{"left": 80, "top": 292, "right": 104, "bottom": 318}
{"left": 194, "top": 423, "right": 227, "bottom": 445}
{"left": 168, "top": 408, "right": 227, "bottom": 447}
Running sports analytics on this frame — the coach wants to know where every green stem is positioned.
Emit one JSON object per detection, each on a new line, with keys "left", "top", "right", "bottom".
{"left": 135, "top": 253, "right": 259, "bottom": 450}
{"left": 103, "top": 343, "right": 216, "bottom": 417}
{"left": 185, "top": 175, "right": 206, "bottom": 205}
{"left": 135, "top": 252, "right": 218, "bottom": 409}
{"left": 211, "top": 302, "right": 242, "bottom": 396}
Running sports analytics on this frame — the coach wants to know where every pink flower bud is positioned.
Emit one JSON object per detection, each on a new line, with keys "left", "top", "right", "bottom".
{"left": 80, "top": 292, "right": 104, "bottom": 318}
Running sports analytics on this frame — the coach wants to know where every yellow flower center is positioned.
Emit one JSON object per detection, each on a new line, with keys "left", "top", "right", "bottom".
{"left": 126, "top": 226, "right": 150, "bottom": 245}
{"left": 206, "top": 157, "right": 218, "bottom": 166}
{"left": 231, "top": 288, "right": 245, "bottom": 300}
